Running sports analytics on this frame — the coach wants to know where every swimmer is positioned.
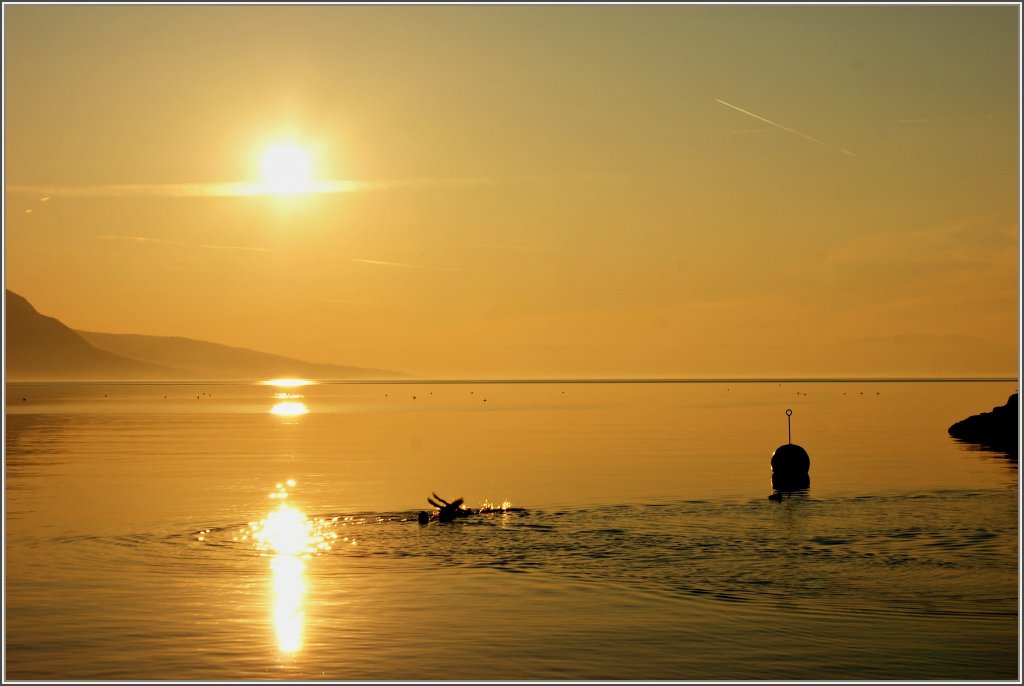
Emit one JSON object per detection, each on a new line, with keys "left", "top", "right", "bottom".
{"left": 417, "top": 493, "right": 522, "bottom": 524}
{"left": 426, "top": 492, "right": 469, "bottom": 523}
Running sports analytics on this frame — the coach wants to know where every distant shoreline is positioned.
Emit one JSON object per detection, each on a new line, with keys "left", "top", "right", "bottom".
{"left": 324, "top": 377, "right": 1020, "bottom": 385}
{"left": 4, "top": 376, "right": 1018, "bottom": 385}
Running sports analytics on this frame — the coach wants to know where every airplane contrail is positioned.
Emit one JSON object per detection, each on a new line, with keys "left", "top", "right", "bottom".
{"left": 715, "top": 98, "right": 857, "bottom": 157}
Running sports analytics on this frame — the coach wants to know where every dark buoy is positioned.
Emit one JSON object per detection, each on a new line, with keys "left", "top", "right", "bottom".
{"left": 770, "top": 409, "right": 810, "bottom": 495}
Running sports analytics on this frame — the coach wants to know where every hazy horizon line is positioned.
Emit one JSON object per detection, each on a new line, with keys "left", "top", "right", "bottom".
{"left": 5, "top": 376, "right": 1019, "bottom": 386}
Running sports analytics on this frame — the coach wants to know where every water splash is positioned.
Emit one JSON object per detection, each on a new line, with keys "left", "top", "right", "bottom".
{"left": 480, "top": 499, "right": 513, "bottom": 513}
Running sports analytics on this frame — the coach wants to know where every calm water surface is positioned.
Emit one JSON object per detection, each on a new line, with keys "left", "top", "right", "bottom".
{"left": 4, "top": 380, "right": 1019, "bottom": 680}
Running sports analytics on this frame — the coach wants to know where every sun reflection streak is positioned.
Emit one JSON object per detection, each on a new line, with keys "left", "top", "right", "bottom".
{"left": 263, "top": 378, "right": 314, "bottom": 388}
{"left": 245, "top": 481, "right": 339, "bottom": 654}
{"left": 270, "top": 401, "right": 309, "bottom": 417}
{"left": 269, "top": 554, "right": 306, "bottom": 652}
{"left": 266, "top": 379, "right": 311, "bottom": 417}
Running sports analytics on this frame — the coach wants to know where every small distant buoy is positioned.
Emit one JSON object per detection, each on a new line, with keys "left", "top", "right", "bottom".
{"left": 771, "top": 409, "right": 810, "bottom": 493}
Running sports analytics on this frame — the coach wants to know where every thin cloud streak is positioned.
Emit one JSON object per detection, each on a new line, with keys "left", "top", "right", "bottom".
{"left": 474, "top": 243, "right": 552, "bottom": 252}
{"left": 98, "top": 234, "right": 273, "bottom": 253}
{"left": 6, "top": 176, "right": 495, "bottom": 199}
{"left": 895, "top": 114, "right": 995, "bottom": 124}
{"left": 7, "top": 180, "right": 366, "bottom": 198}
{"left": 715, "top": 98, "right": 858, "bottom": 157}
{"left": 350, "top": 258, "right": 471, "bottom": 273}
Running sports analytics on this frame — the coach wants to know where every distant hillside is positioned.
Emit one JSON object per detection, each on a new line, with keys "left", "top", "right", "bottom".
{"left": 5, "top": 290, "right": 178, "bottom": 380}
{"left": 76, "top": 330, "right": 402, "bottom": 380}
{"left": 4, "top": 290, "right": 404, "bottom": 381}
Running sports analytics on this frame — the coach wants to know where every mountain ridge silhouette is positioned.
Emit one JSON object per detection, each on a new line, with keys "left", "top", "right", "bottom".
{"left": 5, "top": 290, "right": 404, "bottom": 381}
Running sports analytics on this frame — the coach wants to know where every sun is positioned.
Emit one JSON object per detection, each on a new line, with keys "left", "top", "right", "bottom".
{"left": 260, "top": 143, "right": 314, "bottom": 195}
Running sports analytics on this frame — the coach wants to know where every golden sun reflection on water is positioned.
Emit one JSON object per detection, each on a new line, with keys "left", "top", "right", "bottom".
{"left": 269, "top": 555, "right": 306, "bottom": 652}
{"left": 266, "top": 379, "right": 312, "bottom": 417}
{"left": 263, "top": 378, "right": 314, "bottom": 388}
{"left": 270, "top": 401, "right": 310, "bottom": 417}
{"left": 244, "top": 482, "right": 339, "bottom": 654}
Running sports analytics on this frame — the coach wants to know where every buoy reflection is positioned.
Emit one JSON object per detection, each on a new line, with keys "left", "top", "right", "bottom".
{"left": 248, "top": 482, "right": 338, "bottom": 654}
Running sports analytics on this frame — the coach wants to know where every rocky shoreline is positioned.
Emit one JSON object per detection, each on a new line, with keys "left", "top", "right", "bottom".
{"left": 948, "top": 393, "right": 1019, "bottom": 457}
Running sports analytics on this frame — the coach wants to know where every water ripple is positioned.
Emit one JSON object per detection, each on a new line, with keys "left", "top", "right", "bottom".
{"left": 24, "top": 489, "right": 1017, "bottom": 623}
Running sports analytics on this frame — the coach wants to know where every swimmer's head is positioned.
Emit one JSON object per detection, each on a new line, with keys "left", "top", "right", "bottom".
{"left": 417, "top": 511, "right": 429, "bottom": 525}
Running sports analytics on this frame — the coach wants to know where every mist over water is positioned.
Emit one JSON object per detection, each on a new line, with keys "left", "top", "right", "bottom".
{"left": 5, "top": 380, "right": 1018, "bottom": 680}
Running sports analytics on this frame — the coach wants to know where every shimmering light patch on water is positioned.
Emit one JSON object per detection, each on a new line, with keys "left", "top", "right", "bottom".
{"left": 480, "top": 499, "right": 513, "bottom": 512}
{"left": 270, "top": 401, "right": 309, "bottom": 416}
{"left": 270, "top": 554, "right": 306, "bottom": 652}
{"left": 249, "top": 489, "right": 339, "bottom": 557}
{"left": 263, "top": 378, "right": 314, "bottom": 388}
{"left": 245, "top": 482, "right": 340, "bottom": 652}
{"left": 267, "top": 481, "right": 297, "bottom": 501}
{"left": 255, "top": 507, "right": 311, "bottom": 555}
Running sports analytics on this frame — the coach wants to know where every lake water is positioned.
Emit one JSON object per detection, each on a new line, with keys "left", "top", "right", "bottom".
{"left": 4, "top": 379, "right": 1019, "bottom": 680}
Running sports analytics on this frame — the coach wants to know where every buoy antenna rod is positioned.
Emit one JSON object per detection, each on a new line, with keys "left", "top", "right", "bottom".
{"left": 786, "top": 408, "right": 793, "bottom": 444}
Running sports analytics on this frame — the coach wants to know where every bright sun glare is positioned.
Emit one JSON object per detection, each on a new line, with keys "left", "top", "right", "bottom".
{"left": 271, "top": 401, "right": 309, "bottom": 417}
{"left": 264, "top": 378, "right": 313, "bottom": 388}
{"left": 243, "top": 481, "right": 340, "bottom": 653}
{"left": 260, "top": 144, "right": 314, "bottom": 195}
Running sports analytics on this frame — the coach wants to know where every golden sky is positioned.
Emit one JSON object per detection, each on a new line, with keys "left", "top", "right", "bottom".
{"left": 4, "top": 5, "right": 1020, "bottom": 377}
